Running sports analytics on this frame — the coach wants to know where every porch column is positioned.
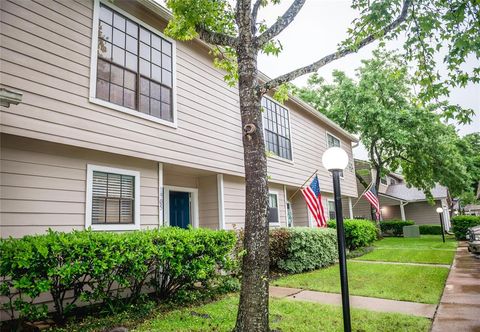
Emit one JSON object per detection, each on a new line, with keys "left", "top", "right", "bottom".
{"left": 283, "top": 185, "right": 289, "bottom": 226}
{"left": 158, "top": 162, "right": 164, "bottom": 227}
{"left": 441, "top": 199, "right": 451, "bottom": 230}
{"left": 348, "top": 197, "right": 354, "bottom": 219}
{"left": 217, "top": 174, "right": 225, "bottom": 230}
{"left": 400, "top": 201, "right": 406, "bottom": 221}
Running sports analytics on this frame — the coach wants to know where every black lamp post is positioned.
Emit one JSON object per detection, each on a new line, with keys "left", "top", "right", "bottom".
{"left": 436, "top": 207, "right": 446, "bottom": 243}
{"left": 322, "top": 147, "right": 351, "bottom": 332}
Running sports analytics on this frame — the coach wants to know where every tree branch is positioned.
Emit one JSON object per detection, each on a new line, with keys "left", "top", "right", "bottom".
{"left": 255, "top": 0, "right": 306, "bottom": 47}
{"left": 251, "top": 0, "right": 263, "bottom": 34}
{"left": 261, "top": 0, "right": 411, "bottom": 92}
{"left": 196, "top": 25, "right": 238, "bottom": 47}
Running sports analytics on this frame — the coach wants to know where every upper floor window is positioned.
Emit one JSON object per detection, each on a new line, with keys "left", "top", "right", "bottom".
{"left": 389, "top": 177, "right": 397, "bottom": 185}
{"left": 94, "top": 3, "right": 174, "bottom": 122}
{"left": 262, "top": 98, "right": 292, "bottom": 160}
{"left": 327, "top": 133, "right": 341, "bottom": 148}
{"left": 381, "top": 177, "right": 388, "bottom": 185}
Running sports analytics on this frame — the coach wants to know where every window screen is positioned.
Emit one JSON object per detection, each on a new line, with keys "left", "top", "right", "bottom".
{"left": 262, "top": 98, "right": 292, "bottom": 160}
{"left": 328, "top": 200, "right": 336, "bottom": 220}
{"left": 97, "top": 4, "right": 173, "bottom": 121}
{"left": 92, "top": 171, "right": 135, "bottom": 224}
{"left": 268, "top": 193, "right": 279, "bottom": 224}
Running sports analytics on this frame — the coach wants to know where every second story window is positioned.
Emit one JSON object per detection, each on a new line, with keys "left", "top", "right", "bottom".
{"left": 327, "top": 133, "right": 343, "bottom": 177}
{"left": 95, "top": 4, "right": 173, "bottom": 122}
{"left": 262, "top": 98, "right": 292, "bottom": 160}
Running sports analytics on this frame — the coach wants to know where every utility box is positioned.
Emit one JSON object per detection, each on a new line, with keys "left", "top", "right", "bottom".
{"left": 403, "top": 225, "right": 420, "bottom": 238}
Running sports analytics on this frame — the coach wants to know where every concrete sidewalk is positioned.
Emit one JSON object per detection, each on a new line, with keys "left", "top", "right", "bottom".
{"left": 270, "top": 286, "right": 437, "bottom": 318}
{"left": 431, "top": 243, "right": 480, "bottom": 332}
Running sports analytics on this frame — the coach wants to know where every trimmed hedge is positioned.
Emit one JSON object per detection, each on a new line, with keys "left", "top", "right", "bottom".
{"left": 270, "top": 228, "right": 337, "bottom": 274}
{"left": 327, "top": 219, "right": 377, "bottom": 250}
{"left": 419, "top": 224, "right": 443, "bottom": 235}
{"left": 451, "top": 215, "right": 480, "bottom": 240}
{"left": 0, "top": 228, "right": 236, "bottom": 322}
{"left": 380, "top": 220, "right": 414, "bottom": 236}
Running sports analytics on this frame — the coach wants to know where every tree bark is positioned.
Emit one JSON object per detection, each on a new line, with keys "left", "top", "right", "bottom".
{"left": 234, "top": 1, "right": 270, "bottom": 331}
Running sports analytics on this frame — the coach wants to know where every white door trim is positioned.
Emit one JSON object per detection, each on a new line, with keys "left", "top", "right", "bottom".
{"left": 164, "top": 185, "right": 199, "bottom": 228}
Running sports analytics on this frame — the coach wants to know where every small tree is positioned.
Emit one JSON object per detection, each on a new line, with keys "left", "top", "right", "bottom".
{"left": 162, "top": 1, "right": 479, "bottom": 330}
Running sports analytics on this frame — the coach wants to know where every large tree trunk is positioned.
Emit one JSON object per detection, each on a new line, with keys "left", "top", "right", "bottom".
{"left": 373, "top": 166, "right": 382, "bottom": 237}
{"left": 234, "top": 5, "right": 270, "bottom": 331}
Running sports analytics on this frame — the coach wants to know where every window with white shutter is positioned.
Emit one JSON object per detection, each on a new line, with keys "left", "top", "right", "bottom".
{"left": 86, "top": 165, "right": 140, "bottom": 231}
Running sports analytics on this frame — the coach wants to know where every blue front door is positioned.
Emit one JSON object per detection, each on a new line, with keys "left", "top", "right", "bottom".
{"left": 169, "top": 191, "right": 190, "bottom": 228}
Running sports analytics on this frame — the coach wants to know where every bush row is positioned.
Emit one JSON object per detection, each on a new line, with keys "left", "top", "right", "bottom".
{"left": 0, "top": 228, "right": 237, "bottom": 322}
{"left": 419, "top": 224, "right": 443, "bottom": 235}
{"left": 380, "top": 220, "right": 414, "bottom": 236}
{"left": 451, "top": 215, "right": 480, "bottom": 240}
{"left": 270, "top": 228, "right": 338, "bottom": 274}
{"left": 327, "top": 219, "right": 377, "bottom": 250}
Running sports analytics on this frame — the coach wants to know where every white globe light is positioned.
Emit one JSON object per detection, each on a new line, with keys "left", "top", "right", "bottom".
{"left": 322, "top": 147, "right": 349, "bottom": 171}
{"left": 436, "top": 207, "right": 444, "bottom": 213}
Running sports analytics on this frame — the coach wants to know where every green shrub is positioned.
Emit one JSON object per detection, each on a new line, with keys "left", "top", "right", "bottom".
{"left": 419, "top": 224, "right": 443, "bottom": 235}
{"left": 270, "top": 228, "right": 337, "bottom": 274}
{"left": 327, "top": 219, "right": 377, "bottom": 250}
{"left": 451, "top": 215, "right": 480, "bottom": 240}
{"left": 380, "top": 220, "right": 415, "bottom": 236}
{"left": 0, "top": 228, "right": 236, "bottom": 322}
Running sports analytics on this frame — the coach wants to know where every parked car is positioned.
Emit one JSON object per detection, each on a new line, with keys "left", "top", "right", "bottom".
{"left": 467, "top": 226, "right": 480, "bottom": 255}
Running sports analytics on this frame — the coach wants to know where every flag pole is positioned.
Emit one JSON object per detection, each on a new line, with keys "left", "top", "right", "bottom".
{"left": 352, "top": 181, "right": 373, "bottom": 208}
{"left": 288, "top": 169, "right": 318, "bottom": 201}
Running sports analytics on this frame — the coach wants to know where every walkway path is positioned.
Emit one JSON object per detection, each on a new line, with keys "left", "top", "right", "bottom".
{"left": 270, "top": 286, "right": 437, "bottom": 318}
{"left": 353, "top": 259, "right": 451, "bottom": 268}
{"left": 431, "top": 242, "right": 480, "bottom": 331}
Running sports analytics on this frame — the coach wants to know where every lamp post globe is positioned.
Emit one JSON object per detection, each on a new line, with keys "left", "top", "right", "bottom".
{"left": 436, "top": 207, "right": 444, "bottom": 214}
{"left": 322, "top": 147, "right": 349, "bottom": 171}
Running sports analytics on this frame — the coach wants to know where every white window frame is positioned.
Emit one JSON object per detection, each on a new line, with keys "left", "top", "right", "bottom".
{"left": 85, "top": 164, "right": 141, "bottom": 231}
{"left": 163, "top": 185, "right": 199, "bottom": 228}
{"left": 89, "top": 0, "right": 177, "bottom": 128}
{"left": 261, "top": 96, "right": 295, "bottom": 164}
{"left": 268, "top": 190, "right": 281, "bottom": 227}
{"left": 326, "top": 131, "right": 345, "bottom": 179}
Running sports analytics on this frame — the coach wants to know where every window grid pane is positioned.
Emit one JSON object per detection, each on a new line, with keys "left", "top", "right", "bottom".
{"left": 92, "top": 171, "right": 135, "bottom": 224}
{"left": 262, "top": 98, "right": 292, "bottom": 160}
{"left": 97, "top": 4, "right": 173, "bottom": 121}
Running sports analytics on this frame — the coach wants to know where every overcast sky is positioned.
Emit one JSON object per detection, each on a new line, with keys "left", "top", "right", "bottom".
{"left": 256, "top": 0, "right": 480, "bottom": 159}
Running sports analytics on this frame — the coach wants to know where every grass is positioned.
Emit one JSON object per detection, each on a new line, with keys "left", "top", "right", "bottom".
{"left": 134, "top": 295, "right": 431, "bottom": 332}
{"left": 272, "top": 261, "right": 449, "bottom": 303}
{"left": 356, "top": 235, "right": 457, "bottom": 265}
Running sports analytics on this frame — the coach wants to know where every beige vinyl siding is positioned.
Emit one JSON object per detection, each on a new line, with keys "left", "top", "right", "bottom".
{"left": 198, "top": 175, "right": 219, "bottom": 229}
{"left": 405, "top": 201, "right": 442, "bottom": 225}
{"left": 0, "top": 0, "right": 358, "bottom": 196}
{"left": 223, "top": 175, "right": 245, "bottom": 229}
{"left": 0, "top": 134, "right": 159, "bottom": 238}
{"left": 289, "top": 191, "right": 309, "bottom": 227}
{"left": 381, "top": 205, "right": 402, "bottom": 220}
{"left": 266, "top": 100, "right": 357, "bottom": 198}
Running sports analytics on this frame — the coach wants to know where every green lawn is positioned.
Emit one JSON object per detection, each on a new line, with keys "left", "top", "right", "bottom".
{"left": 356, "top": 235, "right": 457, "bottom": 265}
{"left": 272, "top": 261, "right": 449, "bottom": 303}
{"left": 134, "top": 295, "right": 431, "bottom": 332}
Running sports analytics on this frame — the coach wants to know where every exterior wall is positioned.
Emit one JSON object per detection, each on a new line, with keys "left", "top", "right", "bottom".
{"left": 404, "top": 201, "right": 442, "bottom": 225}
{"left": 381, "top": 205, "right": 402, "bottom": 220}
{"left": 198, "top": 175, "right": 219, "bottom": 229}
{"left": 289, "top": 190, "right": 309, "bottom": 227}
{"left": 0, "top": 134, "right": 159, "bottom": 238}
{"left": 222, "top": 175, "right": 290, "bottom": 229}
{"left": 0, "top": 0, "right": 357, "bottom": 198}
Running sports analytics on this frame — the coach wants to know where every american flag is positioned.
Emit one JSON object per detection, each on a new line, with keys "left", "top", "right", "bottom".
{"left": 301, "top": 176, "right": 327, "bottom": 227}
{"left": 363, "top": 186, "right": 380, "bottom": 220}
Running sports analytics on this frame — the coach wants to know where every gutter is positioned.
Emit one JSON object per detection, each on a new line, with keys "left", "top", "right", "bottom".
{"left": 137, "top": 0, "right": 359, "bottom": 144}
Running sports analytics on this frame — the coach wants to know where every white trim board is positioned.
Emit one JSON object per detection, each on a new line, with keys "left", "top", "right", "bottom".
{"left": 85, "top": 164, "right": 141, "bottom": 231}
{"left": 163, "top": 185, "right": 199, "bottom": 228}
{"left": 217, "top": 174, "right": 225, "bottom": 230}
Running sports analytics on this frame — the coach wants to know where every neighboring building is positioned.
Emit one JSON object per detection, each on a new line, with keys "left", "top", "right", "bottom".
{"left": 347, "top": 159, "right": 451, "bottom": 230}
{"left": 0, "top": 0, "right": 359, "bottom": 238}
{"left": 464, "top": 205, "right": 480, "bottom": 216}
